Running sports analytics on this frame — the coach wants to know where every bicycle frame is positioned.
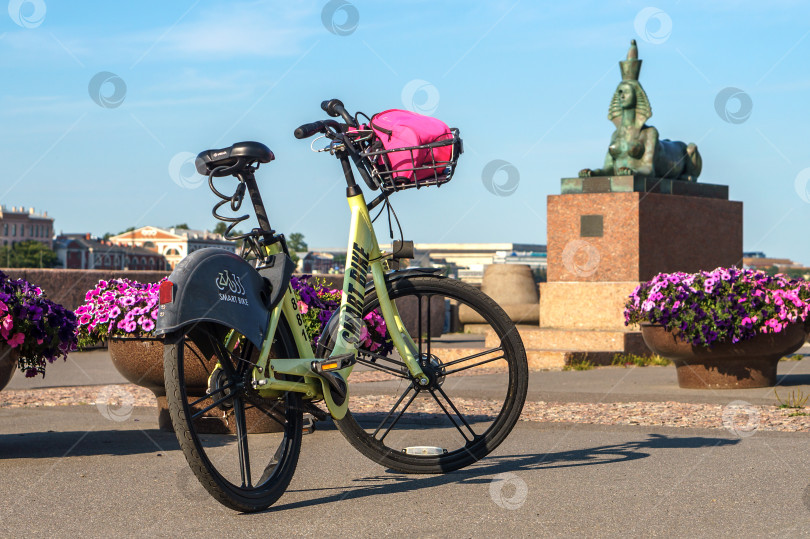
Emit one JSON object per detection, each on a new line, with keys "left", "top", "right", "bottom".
{"left": 247, "top": 191, "right": 426, "bottom": 420}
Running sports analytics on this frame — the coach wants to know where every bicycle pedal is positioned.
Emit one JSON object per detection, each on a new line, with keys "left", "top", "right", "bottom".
{"left": 302, "top": 413, "right": 316, "bottom": 435}
{"left": 310, "top": 353, "right": 355, "bottom": 374}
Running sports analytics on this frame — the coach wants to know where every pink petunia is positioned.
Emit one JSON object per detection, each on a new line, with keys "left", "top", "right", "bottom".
{"left": 7, "top": 332, "right": 24, "bottom": 348}
{"left": 298, "top": 301, "right": 309, "bottom": 314}
{"left": 358, "top": 325, "right": 369, "bottom": 344}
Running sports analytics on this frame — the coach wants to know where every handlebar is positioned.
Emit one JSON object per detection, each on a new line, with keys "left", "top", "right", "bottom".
{"left": 294, "top": 121, "right": 327, "bottom": 140}
{"left": 295, "top": 98, "right": 379, "bottom": 191}
{"left": 293, "top": 118, "right": 344, "bottom": 139}
{"left": 321, "top": 98, "right": 357, "bottom": 127}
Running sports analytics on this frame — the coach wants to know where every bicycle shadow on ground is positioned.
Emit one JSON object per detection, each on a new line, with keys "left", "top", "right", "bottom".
{"left": 0, "top": 428, "right": 189, "bottom": 459}
{"left": 267, "top": 433, "right": 738, "bottom": 513}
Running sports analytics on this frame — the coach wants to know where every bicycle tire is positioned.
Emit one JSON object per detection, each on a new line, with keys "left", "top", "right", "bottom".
{"left": 164, "top": 318, "right": 303, "bottom": 512}
{"left": 332, "top": 275, "right": 528, "bottom": 473}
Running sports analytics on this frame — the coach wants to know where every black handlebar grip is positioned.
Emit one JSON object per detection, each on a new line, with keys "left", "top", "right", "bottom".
{"left": 321, "top": 98, "right": 357, "bottom": 127}
{"left": 321, "top": 99, "right": 344, "bottom": 117}
{"left": 294, "top": 121, "right": 325, "bottom": 139}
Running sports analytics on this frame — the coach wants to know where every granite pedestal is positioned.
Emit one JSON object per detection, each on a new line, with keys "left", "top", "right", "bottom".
{"left": 525, "top": 176, "right": 743, "bottom": 368}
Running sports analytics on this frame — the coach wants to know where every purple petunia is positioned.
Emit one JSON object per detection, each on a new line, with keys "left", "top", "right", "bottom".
{"left": 0, "top": 270, "right": 78, "bottom": 377}
{"left": 625, "top": 267, "right": 810, "bottom": 348}
{"left": 291, "top": 275, "right": 393, "bottom": 356}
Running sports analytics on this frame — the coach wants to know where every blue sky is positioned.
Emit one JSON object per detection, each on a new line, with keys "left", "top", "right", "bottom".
{"left": 1, "top": 1, "right": 809, "bottom": 263}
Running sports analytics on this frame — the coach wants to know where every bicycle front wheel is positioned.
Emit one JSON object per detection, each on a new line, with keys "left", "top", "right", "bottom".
{"left": 333, "top": 275, "right": 528, "bottom": 473}
{"left": 164, "top": 319, "right": 303, "bottom": 512}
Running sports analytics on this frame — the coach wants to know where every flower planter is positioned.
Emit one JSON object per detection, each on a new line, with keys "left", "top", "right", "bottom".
{"left": 641, "top": 322, "right": 807, "bottom": 389}
{"left": 108, "top": 338, "right": 284, "bottom": 433}
{"left": 1, "top": 271, "right": 77, "bottom": 379}
{"left": 0, "top": 344, "right": 19, "bottom": 392}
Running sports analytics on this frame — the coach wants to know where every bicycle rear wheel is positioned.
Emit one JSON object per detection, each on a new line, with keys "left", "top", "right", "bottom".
{"left": 164, "top": 319, "right": 303, "bottom": 512}
{"left": 332, "top": 275, "right": 528, "bottom": 473}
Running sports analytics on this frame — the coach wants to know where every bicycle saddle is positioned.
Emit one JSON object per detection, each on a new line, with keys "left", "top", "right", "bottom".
{"left": 195, "top": 141, "right": 275, "bottom": 175}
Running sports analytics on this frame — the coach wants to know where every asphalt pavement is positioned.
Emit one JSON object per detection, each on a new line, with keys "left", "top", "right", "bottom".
{"left": 1, "top": 406, "right": 809, "bottom": 537}
{"left": 2, "top": 348, "right": 810, "bottom": 536}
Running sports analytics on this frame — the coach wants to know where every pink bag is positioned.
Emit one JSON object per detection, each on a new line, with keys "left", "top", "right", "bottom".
{"left": 368, "top": 109, "right": 456, "bottom": 183}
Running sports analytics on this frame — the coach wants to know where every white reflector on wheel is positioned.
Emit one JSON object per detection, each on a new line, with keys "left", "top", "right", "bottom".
{"left": 402, "top": 446, "right": 448, "bottom": 456}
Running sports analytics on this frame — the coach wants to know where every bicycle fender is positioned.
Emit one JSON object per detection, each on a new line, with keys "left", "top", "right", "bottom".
{"left": 155, "top": 248, "right": 270, "bottom": 347}
{"left": 257, "top": 253, "right": 296, "bottom": 311}
{"left": 363, "top": 267, "right": 444, "bottom": 295}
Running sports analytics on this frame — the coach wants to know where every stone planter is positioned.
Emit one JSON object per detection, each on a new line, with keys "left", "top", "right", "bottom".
{"left": 0, "top": 344, "right": 19, "bottom": 392}
{"left": 108, "top": 338, "right": 284, "bottom": 433}
{"left": 459, "top": 264, "right": 539, "bottom": 329}
{"left": 641, "top": 322, "right": 807, "bottom": 389}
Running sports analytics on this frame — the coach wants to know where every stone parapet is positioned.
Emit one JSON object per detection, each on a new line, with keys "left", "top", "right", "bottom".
{"left": 1, "top": 268, "right": 169, "bottom": 310}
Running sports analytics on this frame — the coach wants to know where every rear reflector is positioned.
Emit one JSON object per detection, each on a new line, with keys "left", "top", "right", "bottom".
{"left": 159, "top": 281, "right": 175, "bottom": 304}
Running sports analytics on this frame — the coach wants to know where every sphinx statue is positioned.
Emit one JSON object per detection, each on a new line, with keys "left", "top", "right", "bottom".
{"left": 579, "top": 40, "right": 702, "bottom": 181}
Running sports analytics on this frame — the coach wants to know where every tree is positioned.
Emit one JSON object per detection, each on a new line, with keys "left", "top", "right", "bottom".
{"left": 173, "top": 223, "right": 190, "bottom": 230}
{"left": 0, "top": 241, "right": 59, "bottom": 268}
{"left": 287, "top": 232, "right": 307, "bottom": 265}
{"left": 213, "top": 222, "right": 227, "bottom": 235}
{"left": 288, "top": 232, "right": 307, "bottom": 252}
{"left": 103, "top": 226, "right": 136, "bottom": 240}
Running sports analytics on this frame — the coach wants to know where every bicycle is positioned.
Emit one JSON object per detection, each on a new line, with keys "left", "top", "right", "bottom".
{"left": 156, "top": 99, "right": 529, "bottom": 512}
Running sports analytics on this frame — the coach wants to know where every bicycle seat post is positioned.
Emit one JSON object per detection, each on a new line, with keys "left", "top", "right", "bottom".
{"left": 238, "top": 170, "right": 275, "bottom": 237}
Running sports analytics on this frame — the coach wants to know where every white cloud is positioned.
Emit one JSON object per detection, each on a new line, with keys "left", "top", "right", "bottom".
{"left": 131, "top": 1, "right": 321, "bottom": 60}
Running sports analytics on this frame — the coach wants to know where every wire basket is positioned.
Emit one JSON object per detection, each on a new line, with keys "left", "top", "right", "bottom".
{"left": 353, "top": 128, "right": 462, "bottom": 191}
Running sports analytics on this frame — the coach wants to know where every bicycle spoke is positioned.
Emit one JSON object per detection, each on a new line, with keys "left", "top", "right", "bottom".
{"left": 372, "top": 385, "right": 416, "bottom": 441}
{"left": 188, "top": 380, "right": 237, "bottom": 408}
{"left": 441, "top": 346, "right": 503, "bottom": 368}
{"left": 378, "top": 389, "right": 420, "bottom": 443}
{"left": 244, "top": 395, "right": 287, "bottom": 429}
{"left": 435, "top": 385, "right": 478, "bottom": 438}
{"left": 357, "top": 348, "right": 407, "bottom": 368}
{"left": 429, "top": 387, "right": 476, "bottom": 443}
{"left": 233, "top": 396, "right": 252, "bottom": 488}
{"left": 258, "top": 442, "right": 286, "bottom": 485}
{"left": 417, "top": 294, "right": 423, "bottom": 357}
{"left": 237, "top": 343, "right": 255, "bottom": 376}
{"left": 426, "top": 294, "right": 431, "bottom": 358}
{"left": 191, "top": 391, "right": 237, "bottom": 420}
{"left": 442, "top": 355, "right": 506, "bottom": 376}
{"left": 208, "top": 333, "right": 237, "bottom": 376}
{"left": 355, "top": 355, "right": 409, "bottom": 379}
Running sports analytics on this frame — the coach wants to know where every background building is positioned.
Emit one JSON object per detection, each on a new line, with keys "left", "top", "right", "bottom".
{"left": 54, "top": 234, "right": 168, "bottom": 270}
{"left": 109, "top": 226, "right": 234, "bottom": 268}
{"left": 307, "top": 242, "right": 547, "bottom": 283}
{"left": 0, "top": 205, "right": 54, "bottom": 248}
{"left": 391, "top": 243, "right": 546, "bottom": 283}
{"left": 301, "top": 251, "right": 339, "bottom": 273}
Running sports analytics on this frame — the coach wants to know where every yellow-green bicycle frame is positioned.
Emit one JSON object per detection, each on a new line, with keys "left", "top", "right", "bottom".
{"left": 240, "top": 191, "right": 427, "bottom": 420}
